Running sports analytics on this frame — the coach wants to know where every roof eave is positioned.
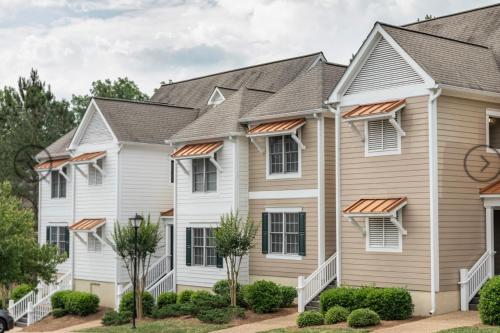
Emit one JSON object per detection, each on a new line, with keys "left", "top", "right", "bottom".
{"left": 239, "top": 108, "right": 326, "bottom": 123}
{"left": 165, "top": 132, "right": 246, "bottom": 145}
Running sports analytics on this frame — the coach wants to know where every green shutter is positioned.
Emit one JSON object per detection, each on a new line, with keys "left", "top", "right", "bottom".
{"left": 299, "top": 212, "right": 306, "bottom": 256}
{"left": 64, "top": 227, "right": 70, "bottom": 255}
{"left": 46, "top": 226, "right": 50, "bottom": 244}
{"left": 216, "top": 252, "right": 223, "bottom": 268}
{"left": 262, "top": 212, "right": 269, "bottom": 254}
{"left": 186, "top": 228, "right": 192, "bottom": 266}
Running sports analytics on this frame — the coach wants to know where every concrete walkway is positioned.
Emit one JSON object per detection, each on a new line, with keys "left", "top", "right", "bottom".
{"left": 214, "top": 312, "right": 299, "bottom": 333}
{"left": 374, "top": 311, "right": 481, "bottom": 333}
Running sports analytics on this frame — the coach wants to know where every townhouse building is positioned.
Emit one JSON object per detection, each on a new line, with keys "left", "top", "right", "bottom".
{"left": 12, "top": 2, "right": 500, "bottom": 326}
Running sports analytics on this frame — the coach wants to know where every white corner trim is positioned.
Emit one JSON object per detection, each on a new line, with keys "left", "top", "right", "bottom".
{"left": 250, "top": 189, "right": 319, "bottom": 200}
{"left": 265, "top": 254, "right": 303, "bottom": 261}
{"left": 317, "top": 116, "right": 325, "bottom": 265}
{"left": 265, "top": 207, "right": 303, "bottom": 213}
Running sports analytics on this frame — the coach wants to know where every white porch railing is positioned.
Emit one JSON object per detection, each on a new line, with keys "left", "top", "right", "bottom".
{"left": 459, "top": 251, "right": 494, "bottom": 311}
{"left": 149, "top": 270, "right": 175, "bottom": 300}
{"left": 297, "top": 253, "right": 337, "bottom": 312}
{"left": 8, "top": 271, "right": 72, "bottom": 324}
{"left": 116, "top": 255, "right": 172, "bottom": 307}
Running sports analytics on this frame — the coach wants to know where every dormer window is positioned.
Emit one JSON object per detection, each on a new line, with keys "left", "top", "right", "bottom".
{"left": 207, "top": 87, "right": 225, "bottom": 106}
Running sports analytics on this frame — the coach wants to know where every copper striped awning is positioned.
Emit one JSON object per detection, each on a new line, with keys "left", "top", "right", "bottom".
{"left": 480, "top": 180, "right": 500, "bottom": 195}
{"left": 343, "top": 99, "right": 406, "bottom": 120}
{"left": 171, "top": 142, "right": 223, "bottom": 158}
{"left": 160, "top": 208, "right": 174, "bottom": 217}
{"left": 34, "top": 158, "right": 70, "bottom": 171}
{"left": 70, "top": 218, "right": 105, "bottom": 231}
{"left": 343, "top": 197, "right": 407, "bottom": 215}
{"left": 70, "top": 151, "right": 106, "bottom": 163}
{"left": 247, "top": 118, "right": 305, "bottom": 136}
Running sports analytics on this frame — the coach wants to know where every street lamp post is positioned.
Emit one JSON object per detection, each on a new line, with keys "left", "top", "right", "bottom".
{"left": 129, "top": 213, "right": 144, "bottom": 330}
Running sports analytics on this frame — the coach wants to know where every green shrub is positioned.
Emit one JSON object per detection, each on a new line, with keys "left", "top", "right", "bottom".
{"left": 177, "top": 290, "right": 194, "bottom": 304}
{"left": 51, "top": 290, "right": 73, "bottom": 309}
{"left": 324, "top": 305, "right": 349, "bottom": 324}
{"left": 279, "top": 285, "right": 297, "bottom": 308}
{"left": 479, "top": 276, "right": 500, "bottom": 325}
{"left": 151, "top": 303, "right": 196, "bottom": 319}
{"left": 51, "top": 308, "right": 67, "bottom": 318}
{"left": 364, "top": 287, "right": 413, "bottom": 320}
{"left": 213, "top": 280, "right": 246, "bottom": 307}
{"left": 243, "top": 280, "right": 282, "bottom": 314}
{"left": 190, "top": 291, "right": 228, "bottom": 310}
{"left": 102, "top": 310, "right": 131, "bottom": 326}
{"left": 157, "top": 292, "right": 177, "bottom": 309}
{"left": 64, "top": 291, "right": 100, "bottom": 316}
{"left": 297, "top": 311, "right": 324, "bottom": 328}
{"left": 11, "top": 284, "right": 33, "bottom": 302}
{"left": 119, "top": 291, "right": 154, "bottom": 316}
{"left": 197, "top": 307, "right": 245, "bottom": 324}
{"left": 347, "top": 308, "right": 380, "bottom": 328}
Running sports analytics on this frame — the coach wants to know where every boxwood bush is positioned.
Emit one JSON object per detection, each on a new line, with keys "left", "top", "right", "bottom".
{"left": 324, "top": 305, "right": 349, "bottom": 324}
{"left": 177, "top": 290, "right": 194, "bottom": 304}
{"left": 243, "top": 280, "right": 282, "bottom": 314}
{"left": 11, "top": 284, "right": 33, "bottom": 302}
{"left": 213, "top": 280, "right": 246, "bottom": 307}
{"left": 151, "top": 303, "right": 196, "bottom": 319}
{"left": 51, "top": 290, "right": 73, "bottom": 309}
{"left": 297, "top": 311, "right": 324, "bottom": 327}
{"left": 102, "top": 310, "right": 131, "bottom": 326}
{"left": 157, "top": 292, "right": 177, "bottom": 309}
{"left": 64, "top": 291, "right": 100, "bottom": 316}
{"left": 119, "top": 291, "right": 154, "bottom": 316}
{"left": 279, "top": 285, "right": 297, "bottom": 308}
{"left": 320, "top": 287, "right": 371, "bottom": 312}
{"left": 479, "top": 276, "right": 500, "bottom": 325}
{"left": 347, "top": 308, "right": 380, "bottom": 328}
{"left": 363, "top": 287, "right": 413, "bottom": 320}
{"left": 190, "top": 291, "right": 228, "bottom": 310}
{"left": 197, "top": 307, "right": 245, "bottom": 324}
{"left": 51, "top": 308, "right": 67, "bottom": 318}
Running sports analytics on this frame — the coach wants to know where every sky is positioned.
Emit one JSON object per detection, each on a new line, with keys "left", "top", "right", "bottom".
{"left": 0, "top": 0, "right": 497, "bottom": 99}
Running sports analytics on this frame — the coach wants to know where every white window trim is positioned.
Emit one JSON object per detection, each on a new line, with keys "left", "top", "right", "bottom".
{"left": 47, "top": 224, "right": 69, "bottom": 255}
{"left": 265, "top": 131, "right": 302, "bottom": 180}
{"left": 87, "top": 226, "right": 103, "bottom": 252}
{"left": 207, "top": 87, "right": 226, "bottom": 106}
{"left": 364, "top": 111, "right": 402, "bottom": 157}
{"left": 486, "top": 108, "right": 500, "bottom": 154}
{"left": 191, "top": 157, "right": 218, "bottom": 193}
{"left": 365, "top": 213, "right": 403, "bottom": 253}
{"left": 191, "top": 227, "right": 217, "bottom": 267}
{"left": 265, "top": 208, "right": 303, "bottom": 260}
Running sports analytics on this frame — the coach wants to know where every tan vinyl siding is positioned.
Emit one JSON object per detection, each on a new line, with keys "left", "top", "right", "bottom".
{"left": 249, "top": 118, "right": 317, "bottom": 191}
{"left": 249, "top": 198, "right": 318, "bottom": 278}
{"left": 340, "top": 95, "right": 431, "bottom": 291}
{"left": 325, "top": 117, "right": 336, "bottom": 257}
{"left": 437, "top": 96, "right": 500, "bottom": 291}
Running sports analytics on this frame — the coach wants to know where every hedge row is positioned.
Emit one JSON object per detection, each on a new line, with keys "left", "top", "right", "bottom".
{"left": 51, "top": 290, "right": 99, "bottom": 316}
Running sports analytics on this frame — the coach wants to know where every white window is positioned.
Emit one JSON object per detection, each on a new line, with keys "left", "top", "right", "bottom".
{"left": 365, "top": 112, "right": 401, "bottom": 156}
{"left": 486, "top": 109, "right": 500, "bottom": 152}
{"left": 51, "top": 167, "right": 67, "bottom": 198}
{"left": 88, "top": 227, "right": 103, "bottom": 252}
{"left": 366, "top": 215, "right": 402, "bottom": 252}
{"left": 192, "top": 157, "right": 217, "bottom": 192}
{"left": 267, "top": 134, "right": 300, "bottom": 178}
{"left": 88, "top": 159, "right": 103, "bottom": 186}
{"left": 192, "top": 228, "right": 216, "bottom": 266}
{"left": 269, "top": 212, "right": 300, "bottom": 255}
{"left": 46, "top": 225, "right": 69, "bottom": 255}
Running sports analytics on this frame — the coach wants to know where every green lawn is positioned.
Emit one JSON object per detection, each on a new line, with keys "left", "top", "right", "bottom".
{"left": 78, "top": 318, "right": 229, "bottom": 333}
{"left": 438, "top": 328, "right": 500, "bottom": 333}
{"left": 258, "top": 328, "right": 368, "bottom": 333}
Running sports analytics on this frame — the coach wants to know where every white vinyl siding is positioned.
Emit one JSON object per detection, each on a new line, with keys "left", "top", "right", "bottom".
{"left": 366, "top": 217, "right": 402, "bottom": 252}
{"left": 88, "top": 159, "right": 103, "bottom": 185}
{"left": 51, "top": 168, "right": 67, "bottom": 198}
{"left": 366, "top": 112, "right": 400, "bottom": 155}
{"left": 346, "top": 37, "right": 424, "bottom": 95}
{"left": 87, "top": 226, "right": 103, "bottom": 252}
{"left": 80, "top": 108, "right": 114, "bottom": 145}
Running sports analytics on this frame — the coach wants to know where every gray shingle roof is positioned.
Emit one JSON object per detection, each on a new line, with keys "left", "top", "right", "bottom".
{"left": 37, "top": 128, "right": 76, "bottom": 160}
{"left": 93, "top": 97, "right": 199, "bottom": 144}
{"left": 169, "top": 88, "right": 273, "bottom": 142}
{"left": 151, "top": 53, "right": 323, "bottom": 109}
{"left": 240, "top": 61, "right": 346, "bottom": 121}
{"left": 382, "top": 24, "right": 500, "bottom": 93}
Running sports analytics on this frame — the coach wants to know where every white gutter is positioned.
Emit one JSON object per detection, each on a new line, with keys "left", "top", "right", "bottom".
{"left": 165, "top": 132, "right": 245, "bottom": 145}
{"left": 71, "top": 158, "right": 76, "bottom": 288}
{"left": 239, "top": 108, "right": 325, "bottom": 123}
{"left": 428, "top": 86, "right": 442, "bottom": 315}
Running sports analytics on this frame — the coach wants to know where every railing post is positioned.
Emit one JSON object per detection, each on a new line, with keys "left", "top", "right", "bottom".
{"left": 297, "top": 276, "right": 305, "bottom": 313}
{"left": 27, "top": 301, "right": 34, "bottom": 325}
{"left": 8, "top": 299, "right": 14, "bottom": 311}
{"left": 460, "top": 268, "right": 469, "bottom": 312}
{"left": 115, "top": 284, "right": 123, "bottom": 311}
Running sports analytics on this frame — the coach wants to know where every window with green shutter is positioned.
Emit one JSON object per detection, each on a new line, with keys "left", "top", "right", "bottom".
{"left": 262, "top": 211, "right": 305, "bottom": 257}
{"left": 46, "top": 225, "right": 70, "bottom": 256}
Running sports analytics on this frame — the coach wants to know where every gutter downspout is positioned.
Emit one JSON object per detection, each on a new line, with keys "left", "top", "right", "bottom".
{"left": 327, "top": 102, "right": 341, "bottom": 286}
{"left": 428, "top": 86, "right": 441, "bottom": 315}
{"left": 71, "top": 158, "right": 76, "bottom": 289}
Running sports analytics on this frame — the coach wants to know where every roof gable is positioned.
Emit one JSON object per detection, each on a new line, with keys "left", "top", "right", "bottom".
{"left": 70, "top": 100, "right": 117, "bottom": 149}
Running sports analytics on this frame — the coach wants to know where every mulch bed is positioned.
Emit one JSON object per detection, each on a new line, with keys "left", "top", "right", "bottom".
{"left": 23, "top": 308, "right": 108, "bottom": 332}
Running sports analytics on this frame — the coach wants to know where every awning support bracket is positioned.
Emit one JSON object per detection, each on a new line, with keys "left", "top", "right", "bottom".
{"left": 348, "top": 217, "right": 366, "bottom": 235}
{"left": 390, "top": 216, "right": 407, "bottom": 235}
{"left": 389, "top": 117, "right": 406, "bottom": 137}
{"left": 92, "top": 160, "right": 105, "bottom": 177}
{"left": 291, "top": 133, "right": 306, "bottom": 150}
{"left": 74, "top": 164, "right": 88, "bottom": 179}
{"left": 250, "top": 138, "right": 264, "bottom": 154}
{"left": 348, "top": 122, "right": 365, "bottom": 142}
{"left": 176, "top": 160, "right": 189, "bottom": 175}
{"left": 74, "top": 233, "right": 87, "bottom": 246}
{"left": 210, "top": 156, "right": 223, "bottom": 173}
{"left": 58, "top": 168, "right": 70, "bottom": 182}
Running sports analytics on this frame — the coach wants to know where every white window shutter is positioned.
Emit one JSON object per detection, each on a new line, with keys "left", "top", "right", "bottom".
{"left": 367, "top": 112, "right": 400, "bottom": 153}
{"left": 368, "top": 217, "right": 401, "bottom": 250}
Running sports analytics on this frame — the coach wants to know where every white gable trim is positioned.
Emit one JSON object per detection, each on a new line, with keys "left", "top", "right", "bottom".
{"left": 207, "top": 87, "right": 226, "bottom": 105}
{"left": 69, "top": 99, "right": 119, "bottom": 150}
{"left": 328, "top": 23, "right": 435, "bottom": 105}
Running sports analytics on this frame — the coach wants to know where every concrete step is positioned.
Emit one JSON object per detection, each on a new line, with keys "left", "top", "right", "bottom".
{"left": 16, "top": 315, "right": 28, "bottom": 327}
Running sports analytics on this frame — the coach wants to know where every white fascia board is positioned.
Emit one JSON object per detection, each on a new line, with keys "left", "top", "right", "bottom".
{"left": 340, "top": 84, "right": 430, "bottom": 107}
{"left": 328, "top": 23, "right": 435, "bottom": 104}
{"left": 68, "top": 99, "right": 119, "bottom": 150}
{"left": 440, "top": 84, "right": 500, "bottom": 104}
{"left": 239, "top": 108, "right": 325, "bottom": 123}
{"left": 165, "top": 132, "right": 244, "bottom": 145}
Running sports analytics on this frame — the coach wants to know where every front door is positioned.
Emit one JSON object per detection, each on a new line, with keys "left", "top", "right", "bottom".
{"left": 495, "top": 210, "right": 500, "bottom": 275}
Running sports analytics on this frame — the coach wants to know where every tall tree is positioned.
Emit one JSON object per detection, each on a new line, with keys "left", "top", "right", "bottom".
{"left": 0, "top": 69, "right": 75, "bottom": 217}
{"left": 71, "top": 77, "right": 149, "bottom": 123}
{"left": 0, "top": 181, "right": 66, "bottom": 306}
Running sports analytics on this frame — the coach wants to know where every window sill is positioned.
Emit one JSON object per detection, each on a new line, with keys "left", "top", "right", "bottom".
{"left": 364, "top": 149, "right": 401, "bottom": 157}
{"left": 365, "top": 247, "right": 402, "bottom": 253}
{"left": 266, "top": 173, "right": 301, "bottom": 180}
{"left": 266, "top": 254, "right": 303, "bottom": 261}
{"left": 486, "top": 147, "right": 500, "bottom": 154}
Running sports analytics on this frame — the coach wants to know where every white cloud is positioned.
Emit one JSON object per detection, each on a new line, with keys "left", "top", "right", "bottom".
{"left": 0, "top": 0, "right": 496, "bottom": 99}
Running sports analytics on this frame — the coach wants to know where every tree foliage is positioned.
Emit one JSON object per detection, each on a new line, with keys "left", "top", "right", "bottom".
{"left": 0, "top": 181, "right": 66, "bottom": 306}
{"left": 111, "top": 216, "right": 162, "bottom": 319}
{"left": 213, "top": 212, "right": 258, "bottom": 306}
{"left": 71, "top": 77, "right": 149, "bottom": 123}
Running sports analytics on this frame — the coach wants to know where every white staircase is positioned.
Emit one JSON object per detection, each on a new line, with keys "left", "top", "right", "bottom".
{"left": 116, "top": 255, "right": 174, "bottom": 307}
{"left": 459, "top": 251, "right": 495, "bottom": 311}
{"left": 297, "top": 253, "right": 337, "bottom": 312}
{"left": 8, "top": 271, "right": 72, "bottom": 326}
